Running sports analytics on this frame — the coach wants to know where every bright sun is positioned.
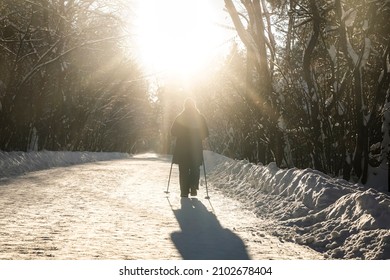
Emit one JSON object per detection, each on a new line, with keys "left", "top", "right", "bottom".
{"left": 133, "top": 0, "right": 232, "bottom": 83}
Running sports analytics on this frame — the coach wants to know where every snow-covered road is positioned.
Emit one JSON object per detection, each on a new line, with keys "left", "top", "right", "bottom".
{"left": 0, "top": 154, "right": 322, "bottom": 260}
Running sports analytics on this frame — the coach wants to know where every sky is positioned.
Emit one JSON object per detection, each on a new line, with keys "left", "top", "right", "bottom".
{"left": 131, "top": 0, "right": 236, "bottom": 85}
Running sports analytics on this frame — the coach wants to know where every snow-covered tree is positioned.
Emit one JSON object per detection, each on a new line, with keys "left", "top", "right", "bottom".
{"left": 219, "top": 0, "right": 390, "bottom": 184}
{"left": 0, "top": 0, "right": 155, "bottom": 152}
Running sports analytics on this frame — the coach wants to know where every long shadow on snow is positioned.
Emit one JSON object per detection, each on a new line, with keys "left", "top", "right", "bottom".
{"left": 171, "top": 198, "right": 250, "bottom": 260}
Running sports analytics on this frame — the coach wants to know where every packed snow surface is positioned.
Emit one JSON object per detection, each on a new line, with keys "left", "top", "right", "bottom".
{"left": 1, "top": 150, "right": 389, "bottom": 259}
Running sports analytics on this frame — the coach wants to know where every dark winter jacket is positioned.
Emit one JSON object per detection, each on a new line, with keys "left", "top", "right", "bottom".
{"left": 171, "top": 107, "right": 209, "bottom": 166}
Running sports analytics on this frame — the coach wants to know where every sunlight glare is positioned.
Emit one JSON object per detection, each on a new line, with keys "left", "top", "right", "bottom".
{"left": 134, "top": 0, "right": 230, "bottom": 83}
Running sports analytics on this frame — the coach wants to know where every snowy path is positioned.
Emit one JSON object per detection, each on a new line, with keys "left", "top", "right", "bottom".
{"left": 0, "top": 154, "right": 322, "bottom": 260}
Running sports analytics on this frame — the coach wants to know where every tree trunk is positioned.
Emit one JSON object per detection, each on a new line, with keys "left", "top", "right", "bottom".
{"left": 303, "top": 0, "right": 323, "bottom": 171}
{"left": 224, "top": 0, "right": 283, "bottom": 165}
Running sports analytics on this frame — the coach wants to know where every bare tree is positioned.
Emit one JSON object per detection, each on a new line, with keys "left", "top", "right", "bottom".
{"left": 0, "top": 0, "right": 154, "bottom": 152}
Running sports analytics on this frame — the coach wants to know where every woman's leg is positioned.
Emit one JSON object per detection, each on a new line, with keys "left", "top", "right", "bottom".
{"left": 179, "top": 164, "right": 190, "bottom": 197}
{"left": 189, "top": 165, "right": 200, "bottom": 195}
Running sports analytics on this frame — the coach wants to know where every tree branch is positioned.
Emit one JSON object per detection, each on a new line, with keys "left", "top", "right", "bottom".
{"left": 18, "top": 35, "right": 127, "bottom": 87}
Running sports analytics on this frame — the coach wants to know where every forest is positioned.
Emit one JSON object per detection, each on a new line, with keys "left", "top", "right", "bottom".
{"left": 1, "top": 0, "right": 389, "bottom": 185}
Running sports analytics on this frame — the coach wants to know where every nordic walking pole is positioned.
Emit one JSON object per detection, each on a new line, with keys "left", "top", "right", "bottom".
{"left": 203, "top": 156, "right": 210, "bottom": 199}
{"left": 165, "top": 139, "right": 175, "bottom": 194}
{"left": 165, "top": 160, "right": 173, "bottom": 194}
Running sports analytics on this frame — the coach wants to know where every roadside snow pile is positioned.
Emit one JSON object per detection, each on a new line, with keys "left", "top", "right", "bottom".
{"left": 204, "top": 151, "right": 390, "bottom": 260}
{"left": 0, "top": 151, "right": 130, "bottom": 179}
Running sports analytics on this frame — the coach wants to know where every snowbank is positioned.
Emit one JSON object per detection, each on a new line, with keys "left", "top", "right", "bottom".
{"left": 0, "top": 150, "right": 130, "bottom": 179}
{"left": 204, "top": 151, "right": 390, "bottom": 260}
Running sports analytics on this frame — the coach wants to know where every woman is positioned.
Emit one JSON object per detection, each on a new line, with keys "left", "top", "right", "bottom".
{"left": 171, "top": 98, "right": 209, "bottom": 197}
